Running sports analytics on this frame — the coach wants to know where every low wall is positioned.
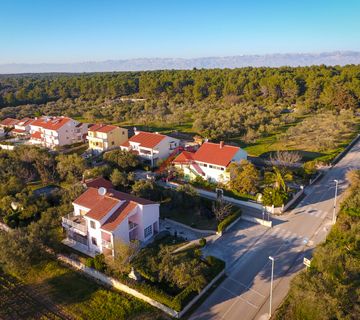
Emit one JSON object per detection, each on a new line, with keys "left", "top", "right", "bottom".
{"left": 331, "top": 134, "right": 360, "bottom": 165}
{"left": 57, "top": 253, "right": 179, "bottom": 318}
{"left": 283, "top": 188, "right": 304, "bottom": 212}
{"left": 164, "top": 218, "right": 216, "bottom": 235}
{"left": 0, "top": 144, "right": 15, "bottom": 150}
{"left": 164, "top": 181, "right": 263, "bottom": 210}
{"left": 241, "top": 215, "right": 272, "bottom": 228}
{"left": 177, "top": 269, "right": 225, "bottom": 318}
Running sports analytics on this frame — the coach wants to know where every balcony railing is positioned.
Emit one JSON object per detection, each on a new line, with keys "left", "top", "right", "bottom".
{"left": 128, "top": 221, "right": 138, "bottom": 231}
{"left": 62, "top": 214, "right": 87, "bottom": 236}
{"left": 101, "top": 239, "right": 113, "bottom": 249}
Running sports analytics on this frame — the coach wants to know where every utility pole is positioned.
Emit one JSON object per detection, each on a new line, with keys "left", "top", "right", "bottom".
{"left": 333, "top": 179, "right": 339, "bottom": 224}
{"left": 269, "top": 256, "right": 275, "bottom": 319}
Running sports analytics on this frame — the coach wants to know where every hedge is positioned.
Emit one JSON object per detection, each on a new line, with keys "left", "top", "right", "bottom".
{"left": 217, "top": 210, "right": 241, "bottom": 233}
{"left": 109, "top": 255, "right": 226, "bottom": 312}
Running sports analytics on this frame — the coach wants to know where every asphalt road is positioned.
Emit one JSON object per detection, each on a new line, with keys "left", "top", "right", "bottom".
{"left": 190, "top": 140, "right": 360, "bottom": 320}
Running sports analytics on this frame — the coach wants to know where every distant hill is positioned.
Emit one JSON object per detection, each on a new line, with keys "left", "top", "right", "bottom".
{"left": 1, "top": 51, "right": 360, "bottom": 74}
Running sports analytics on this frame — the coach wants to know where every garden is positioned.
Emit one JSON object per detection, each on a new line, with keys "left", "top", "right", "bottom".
{"left": 83, "top": 233, "right": 225, "bottom": 312}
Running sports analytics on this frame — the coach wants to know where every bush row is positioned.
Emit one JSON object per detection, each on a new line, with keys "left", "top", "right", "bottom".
{"left": 217, "top": 210, "right": 241, "bottom": 233}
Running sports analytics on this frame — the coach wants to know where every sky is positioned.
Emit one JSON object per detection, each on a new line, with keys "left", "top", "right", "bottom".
{"left": 1, "top": 0, "right": 360, "bottom": 64}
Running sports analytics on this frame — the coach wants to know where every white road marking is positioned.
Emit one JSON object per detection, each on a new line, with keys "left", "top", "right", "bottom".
{"left": 227, "top": 277, "right": 266, "bottom": 298}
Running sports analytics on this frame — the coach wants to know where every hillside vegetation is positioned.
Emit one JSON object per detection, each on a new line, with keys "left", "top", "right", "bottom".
{"left": 276, "top": 170, "right": 360, "bottom": 320}
{"left": 1, "top": 65, "right": 360, "bottom": 159}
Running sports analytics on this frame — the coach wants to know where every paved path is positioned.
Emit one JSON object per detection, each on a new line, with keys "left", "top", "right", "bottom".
{"left": 190, "top": 139, "right": 360, "bottom": 320}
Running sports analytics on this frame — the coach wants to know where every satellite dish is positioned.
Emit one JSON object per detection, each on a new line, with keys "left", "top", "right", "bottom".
{"left": 98, "top": 187, "right": 107, "bottom": 196}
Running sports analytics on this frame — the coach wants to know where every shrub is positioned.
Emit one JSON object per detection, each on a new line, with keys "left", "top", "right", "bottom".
{"left": 172, "top": 285, "right": 197, "bottom": 311}
{"left": 199, "top": 238, "right": 207, "bottom": 247}
{"left": 93, "top": 254, "right": 106, "bottom": 272}
{"left": 217, "top": 210, "right": 241, "bottom": 233}
{"left": 205, "top": 256, "right": 226, "bottom": 277}
{"left": 85, "top": 257, "right": 95, "bottom": 268}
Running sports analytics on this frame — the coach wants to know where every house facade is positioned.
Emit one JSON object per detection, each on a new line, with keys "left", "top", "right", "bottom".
{"left": 29, "top": 116, "right": 88, "bottom": 148}
{"left": 11, "top": 118, "right": 34, "bottom": 137}
{"left": 62, "top": 183, "right": 160, "bottom": 257}
{"left": 87, "top": 124, "right": 128, "bottom": 153}
{"left": 120, "top": 130, "right": 180, "bottom": 167}
{"left": 173, "top": 141, "right": 247, "bottom": 183}
{"left": 0, "top": 118, "right": 19, "bottom": 130}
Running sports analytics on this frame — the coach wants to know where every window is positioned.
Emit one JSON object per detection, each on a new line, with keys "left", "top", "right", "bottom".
{"left": 111, "top": 141, "right": 115, "bottom": 145}
{"left": 90, "top": 221, "right": 96, "bottom": 229}
{"left": 144, "top": 225, "right": 153, "bottom": 238}
{"left": 91, "top": 237, "right": 97, "bottom": 246}
{"left": 221, "top": 167, "right": 224, "bottom": 171}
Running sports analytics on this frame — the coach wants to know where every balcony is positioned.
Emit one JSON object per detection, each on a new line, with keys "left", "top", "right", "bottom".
{"left": 62, "top": 214, "right": 87, "bottom": 236}
{"left": 128, "top": 221, "right": 138, "bottom": 231}
{"left": 101, "top": 239, "right": 113, "bottom": 249}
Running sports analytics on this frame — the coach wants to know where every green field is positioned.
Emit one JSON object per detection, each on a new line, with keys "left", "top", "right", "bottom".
{"left": 0, "top": 261, "right": 168, "bottom": 320}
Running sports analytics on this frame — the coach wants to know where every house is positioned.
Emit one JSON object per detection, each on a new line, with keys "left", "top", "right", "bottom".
{"left": 29, "top": 116, "right": 88, "bottom": 149}
{"left": 87, "top": 124, "right": 128, "bottom": 153}
{"left": 0, "top": 118, "right": 19, "bottom": 129}
{"left": 173, "top": 141, "right": 247, "bottom": 183}
{"left": 120, "top": 130, "right": 180, "bottom": 167}
{"left": 61, "top": 184, "right": 160, "bottom": 257}
{"left": 11, "top": 117, "right": 34, "bottom": 137}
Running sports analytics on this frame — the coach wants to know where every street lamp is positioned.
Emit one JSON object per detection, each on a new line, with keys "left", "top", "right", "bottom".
{"left": 269, "top": 256, "right": 275, "bottom": 318}
{"left": 333, "top": 179, "right": 339, "bottom": 224}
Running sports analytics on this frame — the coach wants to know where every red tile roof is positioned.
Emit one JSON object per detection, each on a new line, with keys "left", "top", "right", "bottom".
{"left": 174, "top": 142, "right": 240, "bottom": 167}
{"left": 127, "top": 131, "right": 166, "bottom": 149}
{"left": 73, "top": 187, "right": 155, "bottom": 224}
{"left": 89, "top": 124, "right": 119, "bottom": 133}
{"left": 194, "top": 142, "right": 240, "bottom": 167}
{"left": 11, "top": 128, "right": 26, "bottom": 134}
{"left": 31, "top": 131, "right": 42, "bottom": 140}
{"left": 102, "top": 201, "right": 137, "bottom": 232}
{"left": 85, "top": 177, "right": 114, "bottom": 190}
{"left": 121, "top": 140, "right": 130, "bottom": 147}
{"left": 16, "top": 118, "right": 34, "bottom": 127}
{"left": 30, "top": 117, "right": 72, "bottom": 131}
{"left": 173, "top": 151, "right": 195, "bottom": 163}
{"left": 0, "top": 118, "right": 19, "bottom": 127}
{"left": 86, "top": 197, "right": 119, "bottom": 220}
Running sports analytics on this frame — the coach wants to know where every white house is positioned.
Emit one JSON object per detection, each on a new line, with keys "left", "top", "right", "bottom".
{"left": 11, "top": 118, "right": 34, "bottom": 137}
{"left": 173, "top": 141, "right": 247, "bottom": 183}
{"left": 120, "top": 130, "right": 180, "bottom": 167}
{"left": 29, "top": 116, "right": 88, "bottom": 148}
{"left": 61, "top": 180, "right": 160, "bottom": 257}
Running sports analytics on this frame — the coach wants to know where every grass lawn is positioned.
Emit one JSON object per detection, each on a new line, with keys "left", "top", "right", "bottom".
{"left": 161, "top": 206, "right": 218, "bottom": 231}
{"left": 160, "top": 195, "right": 218, "bottom": 231}
{"left": 1, "top": 260, "right": 168, "bottom": 320}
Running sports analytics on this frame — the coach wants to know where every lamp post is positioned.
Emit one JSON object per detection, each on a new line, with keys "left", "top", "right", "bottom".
{"left": 269, "top": 256, "right": 275, "bottom": 318}
{"left": 333, "top": 179, "right": 339, "bottom": 224}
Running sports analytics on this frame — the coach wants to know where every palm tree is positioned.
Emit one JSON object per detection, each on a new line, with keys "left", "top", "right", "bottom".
{"left": 265, "top": 166, "right": 293, "bottom": 192}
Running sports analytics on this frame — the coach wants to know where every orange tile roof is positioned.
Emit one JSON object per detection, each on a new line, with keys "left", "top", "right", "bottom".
{"left": 121, "top": 140, "right": 130, "bottom": 147}
{"left": 128, "top": 131, "right": 166, "bottom": 149}
{"left": 89, "top": 124, "right": 119, "bottom": 133}
{"left": 16, "top": 118, "right": 34, "bottom": 126}
{"left": 31, "top": 117, "right": 71, "bottom": 130}
{"left": 73, "top": 187, "right": 155, "bottom": 224}
{"left": 174, "top": 142, "right": 240, "bottom": 167}
{"left": 11, "top": 128, "right": 26, "bottom": 134}
{"left": 85, "top": 177, "right": 114, "bottom": 189}
{"left": 31, "top": 131, "right": 42, "bottom": 139}
{"left": 193, "top": 142, "right": 240, "bottom": 167}
{"left": 0, "top": 118, "right": 19, "bottom": 127}
{"left": 86, "top": 197, "right": 119, "bottom": 220}
{"left": 173, "top": 151, "right": 195, "bottom": 163}
{"left": 102, "top": 201, "right": 137, "bottom": 232}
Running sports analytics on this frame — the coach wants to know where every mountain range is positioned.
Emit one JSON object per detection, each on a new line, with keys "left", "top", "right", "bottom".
{"left": 1, "top": 51, "right": 360, "bottom": 74}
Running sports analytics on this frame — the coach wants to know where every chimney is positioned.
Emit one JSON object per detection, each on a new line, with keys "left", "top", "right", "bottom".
{"left": 220, "top": 141, "right": 224, "bottom": 149}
